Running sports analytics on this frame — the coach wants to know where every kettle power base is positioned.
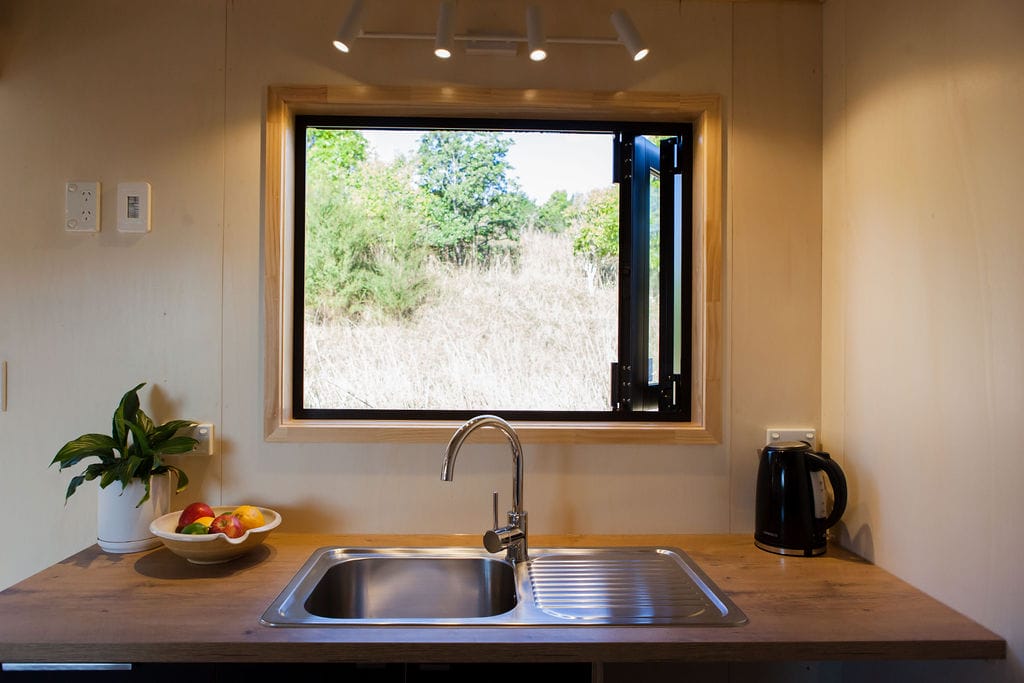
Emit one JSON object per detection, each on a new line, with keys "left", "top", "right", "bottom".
{"left": 754, "top": 539, "right": 827, "bottom": 557}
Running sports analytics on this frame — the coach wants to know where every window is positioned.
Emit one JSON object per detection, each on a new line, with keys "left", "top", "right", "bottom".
{"left": 264, "top": 86, "right": 722, "bottom": 444}
{"left": 294, "top": 117, "right": 691, "bottom": 423}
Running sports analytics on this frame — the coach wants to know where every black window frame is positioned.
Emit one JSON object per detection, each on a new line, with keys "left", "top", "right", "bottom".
{"left": 292, "top": 115, "right": 693, "bottom": 423}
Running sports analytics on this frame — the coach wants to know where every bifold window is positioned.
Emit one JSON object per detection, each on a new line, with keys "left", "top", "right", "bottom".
{"left": 293, "top": 116, "right": 693, "bottom": 422}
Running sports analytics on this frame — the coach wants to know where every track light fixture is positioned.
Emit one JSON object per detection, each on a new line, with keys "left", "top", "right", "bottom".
{"left": 526, "top": 6, "right": 547, "bottom": 62}
{"left": 434, "top": 0, "right": 455, "bottom": 59}
{"left": 332, "top": 0, "right": 364, "bottom": 53}
{"left": 331, "top": 1, "right": 651, "bottom": 63}
{"left": 610, "top": 9, "right": 649, "bottom": 62}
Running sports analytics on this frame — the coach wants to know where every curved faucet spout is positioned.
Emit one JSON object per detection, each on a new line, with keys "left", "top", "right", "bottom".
{"left": 441, "top": 414, "right": 524, "bottom": 514}
{"left": 441, "top": 414, "right": 528, "bottom": 562}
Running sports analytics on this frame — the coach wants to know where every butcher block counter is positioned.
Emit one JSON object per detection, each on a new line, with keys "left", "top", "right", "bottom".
{"left": 0, "top": 534, "right": 1005, "bottom": 665}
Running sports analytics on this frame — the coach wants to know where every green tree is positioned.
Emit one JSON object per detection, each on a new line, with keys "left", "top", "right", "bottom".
{"left": 306, "top": 129, "right": 367, "bottom": 186}
{"left": 571, "top": 186, "right": 619, "bottom": 286}
{"left": 536, "top": 189, "right": 572, "bottom": 233}
{"left": 417, "top": 131, "right": 532, "bottom": 264}
{"left": 304, "top": 130, "right": 431, "bottom": 320}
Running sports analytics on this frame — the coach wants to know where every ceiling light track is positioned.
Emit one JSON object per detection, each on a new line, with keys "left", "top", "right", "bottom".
{"left": 356, "top": 33, "right": 626, "bottom": 47}
{"left": 330, "top": 2, "right": 649, "bottom": 62}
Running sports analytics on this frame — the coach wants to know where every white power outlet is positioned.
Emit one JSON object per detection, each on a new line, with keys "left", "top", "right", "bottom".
{"left": 765, "top": 428, "right": 817, "bottom": 447}
{"left": 65, "top": 181, "right": 100, "bottom": 232}
{"left": 187, "top": 423, "right": 215, "bottom": 456}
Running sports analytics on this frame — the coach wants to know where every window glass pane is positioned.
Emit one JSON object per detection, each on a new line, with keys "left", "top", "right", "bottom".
{"left": 302, "top": 128, "right": 618, "bottom": 412}
{"left": 648, "top": 167, "right": 660, "bottom": 386}
{"left": 671, "top": 171, "right": 683, "bottom": 378}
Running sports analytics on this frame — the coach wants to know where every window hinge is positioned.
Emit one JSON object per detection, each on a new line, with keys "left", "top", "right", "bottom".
{"left": 611, "top": 362, "right": 632, "bottom": 412}
{"left": 613, "top": 134, "right": 633, "bottom": 184}
{"left": 661, "top": 136, "right": 685, "bottom": 175}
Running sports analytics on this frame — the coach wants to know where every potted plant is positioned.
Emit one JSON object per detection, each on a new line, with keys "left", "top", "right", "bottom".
{"left": 51, "top": 382, "right": 199, "bottom": 553}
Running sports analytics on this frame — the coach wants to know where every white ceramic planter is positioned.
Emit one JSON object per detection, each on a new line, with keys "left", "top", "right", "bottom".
{"left": 97, "top": 475, "right": 170, "bottom": 553}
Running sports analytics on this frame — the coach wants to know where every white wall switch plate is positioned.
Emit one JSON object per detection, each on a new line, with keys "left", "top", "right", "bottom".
{"left": 765, "top": 428, "right": 817, "bottom": 447}
{"left": 116, "top": 182, "right": 151, "bottom": 233}
{"left": 65, "top": 181, "right": 100, "bottom": 232}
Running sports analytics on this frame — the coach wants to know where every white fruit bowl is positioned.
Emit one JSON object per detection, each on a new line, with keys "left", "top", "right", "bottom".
{"left": 149, "top": 506, "right": 281, "bottom": 564}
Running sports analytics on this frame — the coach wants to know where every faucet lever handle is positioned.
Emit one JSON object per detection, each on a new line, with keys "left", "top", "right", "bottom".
{"left": 492, "top": 491, "right": 500, "bottom": 529}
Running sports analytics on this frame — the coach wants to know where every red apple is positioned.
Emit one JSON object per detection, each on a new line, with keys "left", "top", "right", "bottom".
{"left": 208, "top": 513, "right": 245, "bottom": 539}
{"left": 176, "top": 502, "right": 215, "bottom": 533}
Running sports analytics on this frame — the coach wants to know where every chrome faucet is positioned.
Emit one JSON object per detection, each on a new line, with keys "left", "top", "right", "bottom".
{"left": 441, "top": 414, "right": 528, "bottom": 563}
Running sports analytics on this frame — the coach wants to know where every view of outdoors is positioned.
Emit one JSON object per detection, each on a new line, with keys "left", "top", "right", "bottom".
{"left": 301, "top": 127, "right": 621, "bottom": 413}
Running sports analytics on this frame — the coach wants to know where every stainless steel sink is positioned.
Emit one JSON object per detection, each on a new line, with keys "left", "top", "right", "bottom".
{"left": 260, "top": 546, "right": 746, "bottom": 627}
{"left": 304, "top": 552, "right": 516, "bottom": 619}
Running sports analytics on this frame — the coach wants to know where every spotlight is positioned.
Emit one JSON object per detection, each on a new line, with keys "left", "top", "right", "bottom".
{"left": 435, "top": 0, "right": 455, "bottom": 59}
{"left": 332, "top": 0, "right": 365, "bottom": 53}
{"left": 526, "top": 6, "right": 547, "bottom": 62}
{"left": 610, "top": 9, "right": 649, "bottom": 61}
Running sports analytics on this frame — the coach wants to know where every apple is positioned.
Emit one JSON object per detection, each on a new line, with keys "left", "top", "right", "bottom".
{"left": 176, "top": 502, "right": 215, "bottom": 533}
{"left": 208, "top": 513, "right": 245, "bottom": 539}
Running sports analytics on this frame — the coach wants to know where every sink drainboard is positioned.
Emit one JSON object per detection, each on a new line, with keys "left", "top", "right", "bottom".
{"left": 527, "top": 548, "right": 736, "bottom": 624}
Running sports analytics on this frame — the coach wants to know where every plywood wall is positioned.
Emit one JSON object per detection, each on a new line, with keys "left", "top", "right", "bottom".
{"left": 822, "top": 0, "right": 1024, "bottom": 678}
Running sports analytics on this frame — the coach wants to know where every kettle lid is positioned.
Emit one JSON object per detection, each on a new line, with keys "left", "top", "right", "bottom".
{"left": 764, "top": 440, "right": 813, "bottom": 451}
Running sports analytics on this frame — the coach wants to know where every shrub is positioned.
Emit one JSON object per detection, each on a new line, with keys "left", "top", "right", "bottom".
{"left": 570, "top": 186, "right": 619, "bottom": 285}
{"left": 305, "top": 157, "right": 432, "bottom": 321}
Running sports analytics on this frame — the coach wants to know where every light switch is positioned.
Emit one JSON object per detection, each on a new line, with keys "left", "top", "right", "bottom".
{"left": 117, "top": 182, "right": 151, "bottom": 233}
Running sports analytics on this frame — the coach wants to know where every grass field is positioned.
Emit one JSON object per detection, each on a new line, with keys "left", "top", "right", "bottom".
{"left": 303, "top": 230, "right": 617, "bottom": 412}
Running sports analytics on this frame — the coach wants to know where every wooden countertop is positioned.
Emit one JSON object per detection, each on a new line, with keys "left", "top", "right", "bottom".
{"left": 0, "top": 534, "right": 1005, "bottom": 664}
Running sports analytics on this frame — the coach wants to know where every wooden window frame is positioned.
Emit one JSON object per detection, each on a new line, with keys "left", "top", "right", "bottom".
{"left": 263, "top": 85, "right": 722, "bottom": 445}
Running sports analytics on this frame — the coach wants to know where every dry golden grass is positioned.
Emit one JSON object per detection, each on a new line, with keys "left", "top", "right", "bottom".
{"left": 304, "top": 230, "right": 617, "bottom": 412}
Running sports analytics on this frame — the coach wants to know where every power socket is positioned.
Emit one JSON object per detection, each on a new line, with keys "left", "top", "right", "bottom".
{"left": 765, "top": 428, "right": 817, "bottom": 447}
{"left": 65, "top": 181, "right": 100, "bottom": 232}
{"left": 186, "top": 423, "right": 215, "bottom": 456}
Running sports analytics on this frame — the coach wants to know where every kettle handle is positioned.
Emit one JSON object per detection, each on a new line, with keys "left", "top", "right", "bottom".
{"left": 806, "top": 451, "right": 848, "bottom": 530}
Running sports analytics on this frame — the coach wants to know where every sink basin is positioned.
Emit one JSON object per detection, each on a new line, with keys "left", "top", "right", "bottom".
{"left": 261, "top": 546, "right": 746, "bottom": 627}
{"left": 305, "top": 554, "right": 516, "bottom": 619}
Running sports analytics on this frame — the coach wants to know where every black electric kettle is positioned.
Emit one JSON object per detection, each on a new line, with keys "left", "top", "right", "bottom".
{"left": 754, "top": 441, "right": 848, "bottom": 556}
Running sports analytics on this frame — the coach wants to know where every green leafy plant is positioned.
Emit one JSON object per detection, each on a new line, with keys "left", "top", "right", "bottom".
{"left": 417, "top": 130, "right": 529, "bottom": 265}
{"left": 50, "top": 383, "right": 198, "bottom": 506}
